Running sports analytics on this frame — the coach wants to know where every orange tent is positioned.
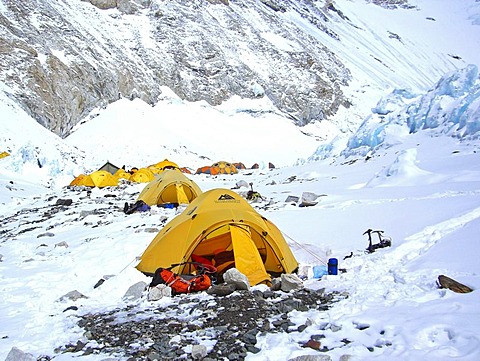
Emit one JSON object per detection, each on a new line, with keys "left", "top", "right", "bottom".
{"left": 196, "top": 161, "right": 238, "bottom": 175}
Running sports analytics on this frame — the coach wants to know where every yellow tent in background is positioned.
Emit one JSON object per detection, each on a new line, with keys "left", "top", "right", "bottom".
{"left": 130, "top": 168, "right": 155, "bottom": 183}
{"left": 136, "top": 169, "right": 202, "bottom": 206}
{"left": 154, "top": 159, "right": 180, "bottom": 171}
{"left": 114, "top": 169, "right": 131, "bottom": 181}
{"left": 0, "top": 151, "right": 10, "bottom": 159}
{"left": 89, "top": 170, "right": 119, "bottom": 188}
{"left": 136, "top": 188, "right": 298, "bottom": 286}
{"left": 148, "top": 159, "right": 180, "bottom": 174}
{"left": 69, "top": 174, "right": 95, "bottom": 187}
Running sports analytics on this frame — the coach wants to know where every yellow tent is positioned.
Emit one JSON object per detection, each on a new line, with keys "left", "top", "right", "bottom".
{"left": 69, "top": 170, "right": 118, "bottom": 188}
{"left": 154, "top": 159, "right": 180, "bottom": 171}
{"left": 136, "top": 188, "right": 298, "bottom": 286}
{"left": 148, "top": 159, "right": 180, "bottom": 174}
{"left": 136, "top": 169, "right": 202, "bottom": 206}
{"left": 114, "top": 169, "right": 131, "bottom": 181}
{"left": 0, "top": 151, "right": 10, "bottom": 159}
{"left": 130, "top": 168, "right": 155, "bottom": 183}
{"left": 89, "top": 170, "right": 119, "bottom": 188}
{"left": 69, "top": 174, "right": 95, "bottom": 187}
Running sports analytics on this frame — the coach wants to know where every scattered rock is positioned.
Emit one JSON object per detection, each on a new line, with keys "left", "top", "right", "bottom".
{"left": 5, "top": 346, "right": 35, "bottom": 361}
{"left": 37, "top": 232, "right": 55, "bottom": 238}
{"left": 438, "top": 275, "right": 473, "bottom": 293}
{"left": 206, "top": 283, "right": 236, "bottom": 296}
{"left": 302, "top": 338, "right": 322, "bottom": 350}
{"left": 144, "top": 227, "right": 160, "bottom": 233}
{"left": 55, "top": 241, "right": 69, "bottom": 248}
{"left": 191, "top": 344, "right": 208, "bottom": 360}
{"left": 223, "top": 268, "right": 250, "bottom": 290}
{"left": 55, "top": 198, "right": 73, "bottom": 206}
{"left": 122, "top": 281, "right": 147, "bottom": 301}
{"left": 285, "top": 195, "right": 300, "bottom": 203}
{"left": 299, "top": 192, "right": 324, "bottom": 207}
{"left": 289, "top": 355, "right": 332, "bottom": 361}
{"left": 59, "top": 290, "right": 88, "bottom": 302}
{"left": 280, "top": 273, "right": 304, "bottom": 292}
{"left": 148, "top": 284, "right": 172, "bottom": 301}
{"left": 94, "top": 278, "right": 105, "bottom": 289}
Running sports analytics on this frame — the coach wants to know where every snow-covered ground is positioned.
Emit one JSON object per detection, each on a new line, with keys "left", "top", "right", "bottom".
{"left": 1, "top": 62, "right": 480, "bottom": 360}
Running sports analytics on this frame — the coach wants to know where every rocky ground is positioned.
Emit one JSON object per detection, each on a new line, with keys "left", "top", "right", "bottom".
{"left": 57, "top": 287, "right": 346, "bottom": 361}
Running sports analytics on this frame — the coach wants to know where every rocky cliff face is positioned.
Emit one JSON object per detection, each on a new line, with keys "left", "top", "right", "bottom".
{"left": 0, "top": 0, "right": 354, "bottom": 137}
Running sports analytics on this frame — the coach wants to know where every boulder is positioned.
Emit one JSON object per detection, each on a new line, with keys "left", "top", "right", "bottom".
{"left": 123, "top": 281, "right": 147, "bottom": 301}
{"left": 438, "top": 275, "right": 473, "bottom": 293}
{"left": 5, "top": 347, "right": 35, "bottom": 361}
{"left": 223, "top": 268, "right": 250, "bottom": 290}
{"left": 206, "top": 283, "right": 236, "bottom": 296}
{"left": 191, "top": 344, "right": 208, "bottom": 360}
{"left": 281, "top": 273, "right": 304, "bottom": 292}
{"left": 148, "top": 284, "right": 172, "bottom": 301}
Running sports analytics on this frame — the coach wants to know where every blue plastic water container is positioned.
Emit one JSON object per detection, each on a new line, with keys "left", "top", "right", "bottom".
{"left": 327, "top": 258, "right": 338, "bottom": 275}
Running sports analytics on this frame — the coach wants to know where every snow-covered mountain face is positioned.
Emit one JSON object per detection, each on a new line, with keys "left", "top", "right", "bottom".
{"left": 1, "top": 0, "right": 478, "bottom": 138}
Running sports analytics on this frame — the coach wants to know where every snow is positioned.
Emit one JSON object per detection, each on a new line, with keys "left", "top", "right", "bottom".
{"left": 2, "top": 64, "right": 480, "bottom": 360}
{"left": 1, "top": 0, "right": 480, "bottom": 360}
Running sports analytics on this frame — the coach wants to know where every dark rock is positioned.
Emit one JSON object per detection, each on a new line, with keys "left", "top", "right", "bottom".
{"left": 206, "top": 283, "right": 236, "bottom": 296}
{"left": 55, "top": 198, "right": 73, "bottom": 206}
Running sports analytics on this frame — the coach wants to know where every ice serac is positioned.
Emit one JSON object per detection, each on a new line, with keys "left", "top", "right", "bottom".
{"left": 340, "top": 65, "right": 480, "bottom": 157}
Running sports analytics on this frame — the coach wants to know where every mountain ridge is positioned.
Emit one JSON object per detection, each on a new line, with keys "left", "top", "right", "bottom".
{"left": 2, "top": 0, "right": 477, "bottom": 139}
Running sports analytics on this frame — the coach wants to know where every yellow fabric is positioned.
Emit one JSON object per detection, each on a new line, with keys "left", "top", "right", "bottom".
{"left": 114, "top": 169, "right": 131, "bottom": 180}
{"left": 154, "top": 159, "right": 180, "bottom": 171}
{"left": 0, "top": 151, "right": 10, "bottom": 159}
{"left": 230, "top": 225, "right": 271, "bottom": 285}
{"left": 175, "top": 183, "right": 189, "bottom": 204}
{"left": 130, "top": 168, "right": 155, "bottom": 183}
{"left": 136, "top": 169, "right": 202, "bottom": 206}
{"left": 69, "top": 174, "right": 95, "bottom": 187}
{"left": 136, "top": 188, "right": 298, "bottom": 285}
{"left": 89, "top": 170, "right": 119, "bottom": 188}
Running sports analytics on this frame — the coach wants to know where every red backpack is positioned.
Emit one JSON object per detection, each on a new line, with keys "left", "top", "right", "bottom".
{"left": 150, "top": 262, "right": 217, "bottom": 295}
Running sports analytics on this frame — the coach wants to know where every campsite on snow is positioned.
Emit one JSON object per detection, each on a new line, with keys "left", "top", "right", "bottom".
{"left": 1, "top": 89, "right": 480, "bottom": 360}
{"left": 1, "top": 0, "right": 480, "bottom": 360}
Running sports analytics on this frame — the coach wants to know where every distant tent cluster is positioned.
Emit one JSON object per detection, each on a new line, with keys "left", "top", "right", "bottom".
{"left": 69, "top": 159, "right": 190, "bottom": 188}
{"left": 195, "top": 161, "right": 275, "bottom": 175}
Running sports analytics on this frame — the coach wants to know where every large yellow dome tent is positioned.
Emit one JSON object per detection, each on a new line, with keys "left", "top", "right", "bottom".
{"left": 136, "top": 188, "right": 298, "bottom": 286}
{"left": 136, "top": 169, "right": 202, "bottom": 206}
